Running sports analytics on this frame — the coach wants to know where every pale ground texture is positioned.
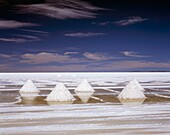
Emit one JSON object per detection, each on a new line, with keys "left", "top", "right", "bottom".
{"left": 0, "top": 72, "right": 170, "bottom": 135}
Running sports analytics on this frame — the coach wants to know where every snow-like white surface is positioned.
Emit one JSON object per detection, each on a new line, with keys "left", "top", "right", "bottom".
{"left": 75, "top": 79, "right": 94, "bottom": 92}
{"left": 46, "top": 83, "right": 75, "bottom": 102}
{"left": 118, "top": 79, "right": 146, "bottom": 99}
{"left": 0, "top": 85, "right": 5, "bottom": 88}
{"left": 1, "top": 72, "right": 170, "bottom": 88}
{"left": 0, "top": 72, "right": 170, "bottom": 134}
{"left": 19, "top": 80, "right": 40, "bottom": 93}
{"left": 1, "top": 102, "right": 170, "bottom": 134}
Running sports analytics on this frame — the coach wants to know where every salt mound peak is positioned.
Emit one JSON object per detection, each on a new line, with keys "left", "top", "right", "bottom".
{"left": 118, "top": 79, "right": 146, "bottom": 99}
{"left": 19, "top": 79, "right": 40, "bottom": 93}
{"left": 46, "top": 83, "right": 75, "bottom": 102}
{"left": 132, "top": 79, "right": 145, "bottom": 91}
{"left": 75, "top": 79, "right": 94, "bottom": 92}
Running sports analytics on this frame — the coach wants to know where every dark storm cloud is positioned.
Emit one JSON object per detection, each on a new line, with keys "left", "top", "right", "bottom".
{"left": 18, "top": 0, "right": 103, "bottom": 19}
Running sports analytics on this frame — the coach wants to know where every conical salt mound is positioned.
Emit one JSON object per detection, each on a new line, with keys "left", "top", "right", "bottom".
{"left": 118, "top": 79, "right": 146, "bottom": 99}
{"left": 132, "top": 79, "right": 145, "bottom": 91}
{"left": 75, "top": 79, "right": 94, "bottom": 92}
{"left": 46, "top": 83, "right": 75, "bottom": 102}
{"left": 19, "top": 80, "right": 40, "bottom": 93}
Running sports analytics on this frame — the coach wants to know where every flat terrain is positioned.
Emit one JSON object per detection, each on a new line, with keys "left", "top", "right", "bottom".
{"left": 0, "top": 72, "right": 170, "bottom": 135}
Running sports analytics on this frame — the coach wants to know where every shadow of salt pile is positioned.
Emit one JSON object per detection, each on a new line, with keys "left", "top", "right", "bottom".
{"left": 47, "top": 101, "right": 74, "bottom": 105}
{"left": 75, "top": 91, "right": 94, "bottom": 103}
{"left": 73, "top": 79, "right": 97, "bottom": 104}
{"left": 18, "top": 93, "right": 47, "bottom": 105}
{"left": 118, "top": 98, "right": 146, "bottom": 106}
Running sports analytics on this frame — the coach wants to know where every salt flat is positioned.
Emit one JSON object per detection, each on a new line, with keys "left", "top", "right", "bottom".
{"left": 0, "top": 72, "right": 170, "bottom": 135}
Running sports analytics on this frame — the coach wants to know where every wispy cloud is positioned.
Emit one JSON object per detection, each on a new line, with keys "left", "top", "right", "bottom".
{"left": 20, "top": 52, "right": 90, "bottom": 64}
{"left": 111, "top": 61, "right": 170, "bottom": 70}
{"left": 1, "top": 60, "right": 170, "bottom": 72}
{"left": 0, "top": 64, "right": 10, "bottom": 71}
{"left": 0, "top": 52, "right": 170, "bottom": 71}
{"left": 21, "top": 52, "right": 71, "bottom": 64}
{"left": 0, "top": 20, "right": 38, "bottom": 29}
{"left": 20, "top": 51, "right": 115, "bottom": 64}
{"left": 0, "top": 34, "right": 41, "bottom": 43}
{"left": 83, "top": 52, "right": 114, "bottom": 61}
{"left": 19, "top": 0, "right": 103, "bottom": 19}
{"left": 99, "top": 21, "right": 111, "bottom": 26}
{"left": 0, "top": 38, "right": 27, "bottom": 43}
{"left": 15, "top": 34, "right": 40, "bottom": 39}
{"left": 65, "top": 32, "right": 105, "bottom": 37}
{"left": 66, "top": 47, "right": 80, "bottom": 51}
{"left": 121, "top": 51, "right": 150, "bottom": 58}
{"left": 93, "top": 16, "right": 148, "bottom": 26}
{"left": 115, "top": 16, "right": 148, "bottom": 26}
{"left": 64, "top": 52, "right": 79, "bottom": 55}
{"left": 0, "top": 64, "right": 88, "bottom": 72}
{"left": 81, "top": 60, "right": 170, "bottom": 71}
{"left": 0, "top": 54, "right": 11, "bottom": 58}
{"left": 19, "top": 29, "right": 50, "bottom": 36}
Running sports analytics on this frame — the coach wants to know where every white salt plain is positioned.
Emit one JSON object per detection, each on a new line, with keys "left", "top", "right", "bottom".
{"left": 0, "top": 72, "right": 170, "bottom": 135}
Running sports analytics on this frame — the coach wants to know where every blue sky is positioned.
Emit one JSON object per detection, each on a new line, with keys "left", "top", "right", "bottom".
{"left": 0, "top": 0, "right": 170, "bottom": 72}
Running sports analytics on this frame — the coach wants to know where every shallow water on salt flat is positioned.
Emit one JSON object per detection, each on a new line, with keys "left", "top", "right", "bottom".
{"left": 0, "top": 72, "right": 170, "bottom": 135}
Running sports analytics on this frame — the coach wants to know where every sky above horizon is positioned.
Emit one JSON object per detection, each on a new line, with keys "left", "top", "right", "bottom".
{"left": 0, "top": 0, "right": 170, "bottom": 72}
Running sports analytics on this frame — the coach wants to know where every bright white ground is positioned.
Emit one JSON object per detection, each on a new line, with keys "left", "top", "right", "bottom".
{"left": 0, "top": 72, "right": 170, "bottom": 135}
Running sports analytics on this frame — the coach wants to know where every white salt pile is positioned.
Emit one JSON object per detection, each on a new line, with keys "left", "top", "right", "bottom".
{"left": 76, "top": 91, "right": 94, "bottom": 103}
{"left": 20, "top": 93, "right": 39, "bottom": 103}
{"left": 75, "top": 79, "right": 94, "bottom": 92}
{"left": 118, "top": 79, "right": 146, "bottom": 99}
{"left": 46, "top": 83, "right": 75, "bottom": 102}
{"left": 132, "top": 79, "right": 145, "bottom": 91}
{"left": 19, "top": 80, "right": 40, "bottom": 93}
